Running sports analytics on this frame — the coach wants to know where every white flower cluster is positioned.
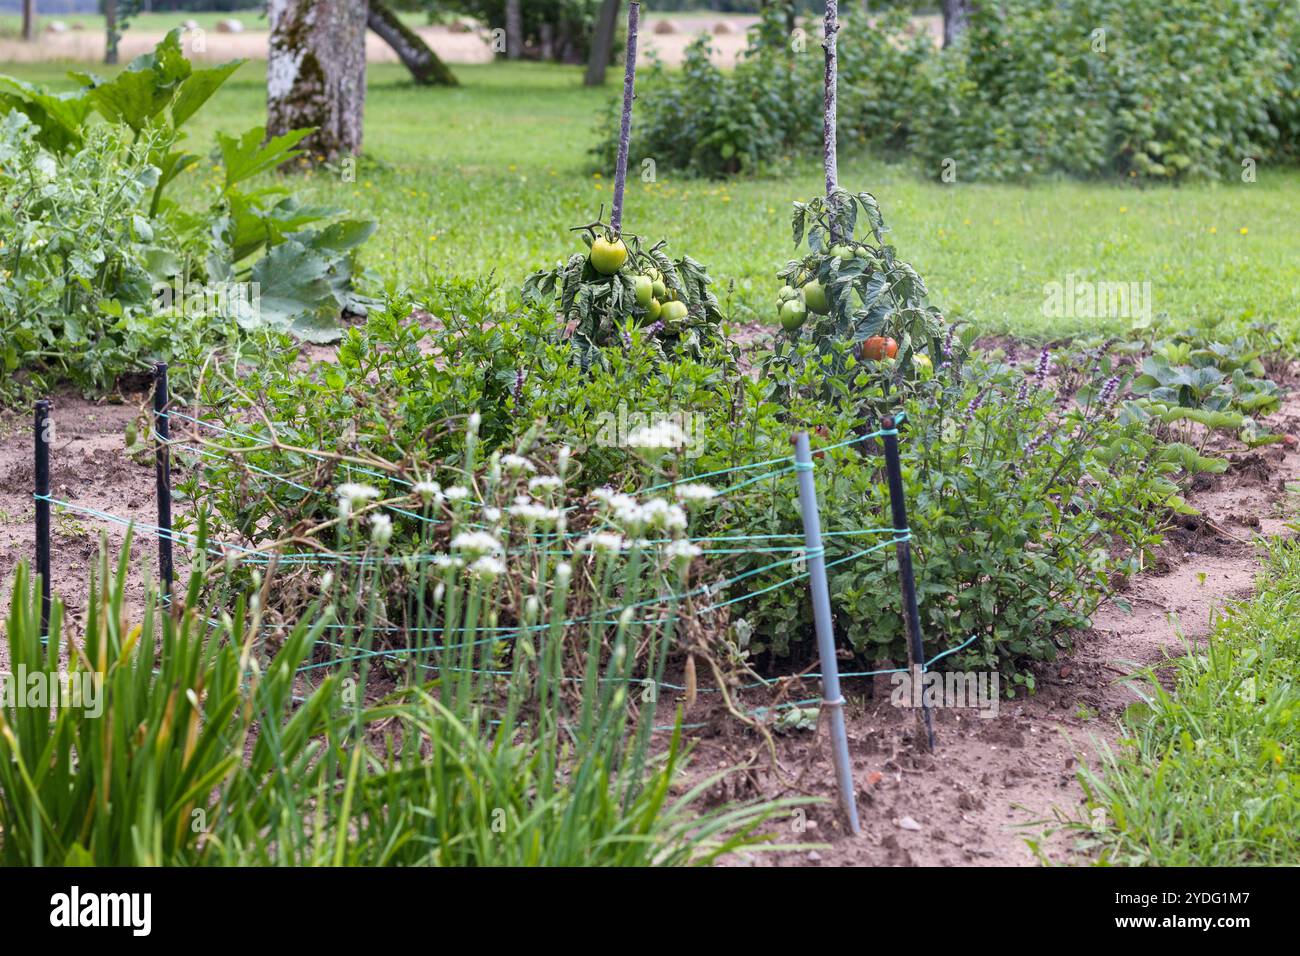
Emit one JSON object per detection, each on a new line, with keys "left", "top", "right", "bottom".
{"left": 500, "top": 454, "right": 537, "bottom": 474}
{"left": 590, "top": 487, "right": 687, "bottom": 533}
{"left": 626, "top": 421, "right": 688, "bottom": 452}
{"left": 510, "top": 495, "right": 562, "bottom": 526}
{"left": 469, "top": 555, "right": 506, "bottom": 578}
{"left": 443, "top": 486, "right": 471, "bottom": 501}
{"left": 451, "top": 531, "right": 504, "bottom": 556}
{"left": 413, "top": 481, "right": 443, "bottom": 502}
{"left": 528, "top": 475, "right": 563, "bottom": 494}
{"left": 579, "top": 532, "right": 626, "bottom": 554}
{"left": 336, "top": 482, "right": 379, "bottom": 517}
{"left": 673, "top": 483, "right": 717, "bottom": 503}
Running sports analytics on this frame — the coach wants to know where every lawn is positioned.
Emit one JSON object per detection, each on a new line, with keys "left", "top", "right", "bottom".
{"left": 2, "top": 57, "right": 1296, "bottom": 339}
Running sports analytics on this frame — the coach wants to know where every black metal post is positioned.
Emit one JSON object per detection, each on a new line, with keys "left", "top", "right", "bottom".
{"left": 34, "top": 399, "right": 51, "bottom": 637}
{"left": 881, "top": 415, "right": 935, "bottom": 751}
{"left": 154, "top": 363, "right": 174, "bottom": 600}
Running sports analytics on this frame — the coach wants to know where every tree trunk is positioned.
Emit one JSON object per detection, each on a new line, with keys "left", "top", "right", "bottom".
{"left": 505, "top": 0, "right": 524, "bottom": 60}
{"left": 584, "top": 0, "right": 620, "bottom": 86}
{"left": 267, "top": 0, "right": 368, "bottom": 166}
{"left": 942, "top": 0, "right": 969, "bottom": 47}
{"left": 368, "top": 0, "right": 457, "bottom": 86}
{"left": 21, "top": 0, "right": 34, "bottom": 41}
{"left": 105, "top": 0, "right": 119, "bottom": 65}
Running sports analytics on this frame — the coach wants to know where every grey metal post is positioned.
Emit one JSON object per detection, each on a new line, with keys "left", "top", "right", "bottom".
{"left": 792, "top": 431, "right": 860, "bottom": 835}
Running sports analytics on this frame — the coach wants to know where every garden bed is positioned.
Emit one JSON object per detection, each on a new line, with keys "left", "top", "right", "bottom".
{"left": 2, "top": 348, "right": 1294, "bottom": 866}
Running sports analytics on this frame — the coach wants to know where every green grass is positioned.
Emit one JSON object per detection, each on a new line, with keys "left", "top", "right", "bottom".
{"left": 1071, "top": 539, "right": 1300, "bottom": 866}
{"left": 2, "top": 57, "right": 1297, "bottom": 338}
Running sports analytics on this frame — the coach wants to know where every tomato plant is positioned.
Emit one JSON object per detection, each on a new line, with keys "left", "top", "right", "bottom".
{"left": 521, "top": 214, "right": 729, "bottom": 367}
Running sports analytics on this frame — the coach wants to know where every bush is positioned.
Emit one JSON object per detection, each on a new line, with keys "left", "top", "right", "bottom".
{"left": 0, "top": 30, "right": 374, "bottom": 401}
{"left": 593, "top": 7, "right": 930, "bottom": 178}
{"left": 910, "top": 0, "right": 1300, "bottom": 181}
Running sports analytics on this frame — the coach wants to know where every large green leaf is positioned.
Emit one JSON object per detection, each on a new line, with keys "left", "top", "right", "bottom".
{"left": 0, "top": 79, "right": 93, "bottom": 152}
{"left": 249, "top": 239, "right": 341, "bottom": 344}
{"left": 217, "top": 126, "right": 314, "bottom": 191}
{"left": 171, "top": 60, "right": 245, "bottom": 128}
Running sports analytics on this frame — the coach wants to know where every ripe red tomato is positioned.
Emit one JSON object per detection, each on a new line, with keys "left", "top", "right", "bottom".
{"left": 860, "top": 336, "right": 899, "bottom": 361}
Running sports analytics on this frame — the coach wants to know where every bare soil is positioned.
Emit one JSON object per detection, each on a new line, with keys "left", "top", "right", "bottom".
{"left": 675, "top": 390, "right": 1300, "bottom": 867}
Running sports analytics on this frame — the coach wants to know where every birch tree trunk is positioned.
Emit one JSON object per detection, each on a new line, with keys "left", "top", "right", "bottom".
{"left": 368, "top": 0, "right": 458, "bottom": 86}
{"left": 584, "top": 0, "right": 621, "bottom": 86}
{"left": 267, "top": 0, "right": 368, "bottom": 165}
{"left": 505, "top": 0, "right": 524, "bottom": 59}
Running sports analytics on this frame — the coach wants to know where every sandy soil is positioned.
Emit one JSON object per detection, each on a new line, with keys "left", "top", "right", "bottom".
{"left": 684, "top": 388, "right": 1300, "bottom": 867}
{"left": 0, "top": 17, "right": 944, "bottom": 68}
{"left": 0, "top": 387, "right": 158, "bottom": 661}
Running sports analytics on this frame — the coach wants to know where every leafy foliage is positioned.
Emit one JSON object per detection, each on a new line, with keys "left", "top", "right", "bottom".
{"left": 767, "top": 188, "right": 943, "bottom": 401}
{"left": 522, "top": 218, "right": 730, "bottom": 365}
{"left": 910, "top": 0, "right": 1300, "bottom": 181}
{"left": 0, "top": 30, "right": 375, "bottom": 399}
{"left": 593, "top": 6, "right": 930, "bottom": 178}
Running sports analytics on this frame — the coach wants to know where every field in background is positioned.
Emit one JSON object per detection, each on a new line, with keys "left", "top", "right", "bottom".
{"left": 0, "top": 10, "right": 810, "bottom": 67}
{"left": 0, "top": 57, "right": 1294, "bottom": 338}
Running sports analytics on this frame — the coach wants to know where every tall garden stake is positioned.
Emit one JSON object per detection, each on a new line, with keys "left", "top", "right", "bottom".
{"left": 34, "top": 399, "right": 51, "bottom": 637}
{"left": 881, "top": 416, "right": 936, "bottom": 750}
{"left": 154, "top": 363, "right": 174, "bottom": 600}
{"left": 822, "top": 0, "right": 840, "bottom": 242}
{"left": 792, "top": 431, "right": 860, "bottom": 834}
{"left": 609, "top": 1, "right": 639, "bottom": 235}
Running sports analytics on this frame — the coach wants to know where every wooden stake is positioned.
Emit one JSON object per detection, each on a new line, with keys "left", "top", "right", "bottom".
{"left": 823, "top": 0, "right": 840, "bottom": 240}
{"left": 610, "top": 1, "right": 640, "bottom": 235}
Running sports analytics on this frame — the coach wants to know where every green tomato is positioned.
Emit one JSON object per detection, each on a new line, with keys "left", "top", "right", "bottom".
{"left": 779, "top": 298, "right": 807, "bottom": 332}
{"left": 590, "top": 236, "right": 628, "bottom": 275}
{"left": 914, "top": 353, "right": 933, "bottom": 379}
{"left": 660, "top": 300, "right": 689, "bottom": 323}
{"left": 634, "top": 274, "right": 654, "bottom": 307}
{"left": 830, "top": 244, "right": 852, "bottom": 260}
{"left": 647, "top": 298, "right": 662, "bottom": 321}
{"left": 652, "top": 279, "right": 668, "bottom": 300}
{"left": 778, "top": 284, "right": 798, "bottom": 302}
{"left": 802, "top": 280, "right": 829, "bottom": 314}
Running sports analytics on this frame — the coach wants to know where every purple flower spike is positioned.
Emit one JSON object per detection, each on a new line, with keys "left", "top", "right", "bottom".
{"left": 1033, "top": 346, "right": 1051, "bottom": 389}
{"left": 1099, "top": 375, "right": 1121, "bottom": 408}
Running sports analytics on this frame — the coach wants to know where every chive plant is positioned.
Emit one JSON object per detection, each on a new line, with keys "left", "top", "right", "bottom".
{"left": 0, "top": 430, "right": 807, "bottom": 865}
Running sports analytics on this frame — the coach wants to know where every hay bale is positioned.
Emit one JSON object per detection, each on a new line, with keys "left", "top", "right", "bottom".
{"left": 45, "top": 20, "right": 68, "bottom": 34}
{"left": 712, "top": 21, "right": 731, "bottom": 35}
{"left": 216, "top": 18, "right": 245, "bottom": 34}
{"left": 182, "top": 19, "right": 200, "bottom": 31}
{"left": 653, "top": 19, "right": 676, "bottom": 35}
